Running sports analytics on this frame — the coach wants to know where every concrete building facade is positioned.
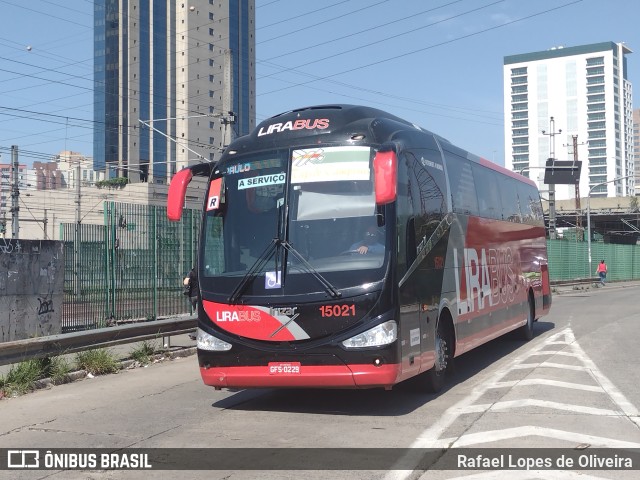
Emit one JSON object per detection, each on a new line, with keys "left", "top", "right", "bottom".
{"left": 31, "top": 151, "right": 105, "bottom": 192}
{"left": 0, "top": 180, "right": 206, "bottom": 241}
{"left": 504, "top": 42, "right": 634, "bottom": 200}
{"left": 93, "top": 0, "right": 256, "bottom": 185}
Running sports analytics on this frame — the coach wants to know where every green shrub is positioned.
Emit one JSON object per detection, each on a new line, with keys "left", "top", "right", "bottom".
{"left": 0, "top": 354, "right": 97, "bottom": 398}
{"left": 129, "top": 341, "right": 157, "bottom": 365}
{"left": 0, "top": 358, "right": 49, "bottom": 396}
{"left": 95, "top": 177, "right": 129, "bottom": 189}
{"left": 75, "top": 349, "right": 120, "bottom": 375}
{"left": 48, "top": 357, "right": 72, "bottom": 385}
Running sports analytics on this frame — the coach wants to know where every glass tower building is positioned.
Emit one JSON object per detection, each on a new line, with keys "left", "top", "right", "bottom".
{"left": 94, "top": 0, "right": 255, "bottom": 184}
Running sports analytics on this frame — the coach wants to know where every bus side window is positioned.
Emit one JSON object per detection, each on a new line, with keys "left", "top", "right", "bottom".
{"left": 500, "top": 178, "right": 521, "bottom": 222}
{"left": 472, "top": 163, "right": 502, "bottom": 220}
{"left": 404, "top": 148, "right": 446, "bottom": 238}
{"left": 444, "top": 150, "right": 479, "bottom": 216}
{"left": 517, "top": 183, "right": 543, "bottom": 225}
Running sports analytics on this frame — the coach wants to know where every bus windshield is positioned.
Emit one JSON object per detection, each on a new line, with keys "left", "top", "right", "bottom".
{"left": 200, "top": 146, "right": 388, "bottom": 298}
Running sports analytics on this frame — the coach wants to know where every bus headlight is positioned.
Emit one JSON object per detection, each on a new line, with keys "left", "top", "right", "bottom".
{"left": 197, "top": 328, "right": 232, "bottom": 351}
{"left": 341, "top": 320, "right": 397, "bottom": 349}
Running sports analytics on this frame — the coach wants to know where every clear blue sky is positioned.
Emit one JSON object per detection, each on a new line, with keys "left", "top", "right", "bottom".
{"left": 1, "top": 0, "right": 638, "bottom": 167}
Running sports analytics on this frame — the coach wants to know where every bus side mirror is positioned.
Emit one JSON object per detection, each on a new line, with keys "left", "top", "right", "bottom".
{"left": 167, "top": 162, "right": 213, "bottom": 221}
{"left": 373, "top": 150, "right": 397, "bottom": 205}
{"left": 167, "top": 168, "right": 194, "bottom": 221}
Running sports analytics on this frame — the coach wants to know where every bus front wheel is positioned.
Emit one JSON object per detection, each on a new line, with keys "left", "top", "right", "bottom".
{"left": 423, "top": 317, "right": 453, "bottom": 393}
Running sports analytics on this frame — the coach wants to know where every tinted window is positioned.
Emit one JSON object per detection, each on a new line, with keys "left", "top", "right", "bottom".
{"left": 404, "top": 148, "right": 447, "bottom": 253}
{"left": 471, "top": 163, "right": 502, "bottom": 220}
{"left": 517, "top": 182, "right": 545, "bottom": 226}
{"left": 499, "top": 177, "right": 522, "bottom": 222}
{"left": 443, "top": 150, "right": 478, "bottom": 216}
{"left": 200, "top": 147, "right": 389, "bottom": 298}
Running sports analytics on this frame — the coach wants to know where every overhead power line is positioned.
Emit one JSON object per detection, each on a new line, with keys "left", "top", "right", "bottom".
{"left": 258, "top": 0, "right": 584, "bottom": 98}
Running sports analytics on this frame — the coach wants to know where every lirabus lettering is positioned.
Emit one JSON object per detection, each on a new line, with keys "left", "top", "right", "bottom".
{"left": 454, "top": 247, "right": 516, "bottom": 314}
{"left": 257, "top": 118, "right": 330, "bottom": 136}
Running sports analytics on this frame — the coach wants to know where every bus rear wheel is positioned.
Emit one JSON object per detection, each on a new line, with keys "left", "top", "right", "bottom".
{"left": 517, "top": 294, "right": 535, "bottom": 341}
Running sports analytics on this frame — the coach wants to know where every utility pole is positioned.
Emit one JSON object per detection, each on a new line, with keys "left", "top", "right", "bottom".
{"left": 75, "top": 162, "right": 81, "bottom": 226}
{"left": 223, "top": 49, "right": 233, "bottom": 149}
{"left": 572, "top": 135, "right": 582, "bottom": 234}
{"left": 10, "top": 145, "right": 19, "bottom": 238}
{"left": 562, "top": 135, "right": 586, "bottom": 240}
{"left": 542, "top": 118, "right": 561, "bottom": 240}
{"left": 220, "top": 112, "right": 236, "bottom": 148}
{"left": 43, "top": 208, "right": 48, "bottom": 240}
{"left": 74, "top": 161, "right": 81, "bottom": 295}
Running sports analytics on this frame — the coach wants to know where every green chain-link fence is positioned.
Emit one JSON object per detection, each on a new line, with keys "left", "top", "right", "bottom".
{"left": 61, "top": 202, "right": 200, "bottom": 331}
{"left": 547, "top": 239, "right": 640, "bottom": 282}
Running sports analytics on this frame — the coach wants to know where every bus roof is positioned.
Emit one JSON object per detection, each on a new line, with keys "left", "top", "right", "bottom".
{"left": 222, "top": 104, "right": 537, "bottom": 188}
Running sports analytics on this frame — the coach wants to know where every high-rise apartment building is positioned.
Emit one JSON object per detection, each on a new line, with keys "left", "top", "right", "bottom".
{"left": 94, "top": 0, "right": 255, "bottom": 185}
{"left": 503, "top": 42, "right": 634, "bottom": 200}
{"left": 633, "top": 108, "right": 640, "bottom": 196}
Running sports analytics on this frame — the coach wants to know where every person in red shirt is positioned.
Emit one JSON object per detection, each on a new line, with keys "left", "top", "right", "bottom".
{"left": 596, "top": 260, "right": 607, "bottom": 286}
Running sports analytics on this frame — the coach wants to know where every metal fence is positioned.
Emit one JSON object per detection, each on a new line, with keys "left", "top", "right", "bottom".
{"left": 61, "top": 202, "right": 200, "bottom": 331}
{"left": 547, "top": 239, "right": 640, "bottom": 282}
{"left": 58, "top": 207, "right": 639, "bottom": 331}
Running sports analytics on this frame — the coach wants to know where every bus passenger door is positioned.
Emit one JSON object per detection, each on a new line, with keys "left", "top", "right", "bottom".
{"left": 398, "top": 216, "right": 422, "bottom": 379}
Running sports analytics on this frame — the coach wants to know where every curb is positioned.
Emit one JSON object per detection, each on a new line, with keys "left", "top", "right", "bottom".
{"left": 553, "top": 281, "right": 640, "bottom": 295}
{"left": 0, "top": 346, "right": 198, "bottom": 400}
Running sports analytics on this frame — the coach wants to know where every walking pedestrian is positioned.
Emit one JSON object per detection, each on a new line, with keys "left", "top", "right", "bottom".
{"left": 596, "top": 259, "right": 607, "bottom": 286}
{"left": 183, "top": 266, "right": 199, "bottom": 307}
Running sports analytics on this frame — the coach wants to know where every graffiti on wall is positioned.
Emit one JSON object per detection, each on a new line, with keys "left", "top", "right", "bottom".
{"left": 0, "top": 240, "right": 64, "bottom": 342}
{"left": 0, "top": 238, "right": 21, "bottom": 255}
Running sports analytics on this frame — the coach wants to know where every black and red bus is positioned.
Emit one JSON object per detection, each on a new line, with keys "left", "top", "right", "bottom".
{"left": 168, "top": 104, "right": 551, "bottom": 392}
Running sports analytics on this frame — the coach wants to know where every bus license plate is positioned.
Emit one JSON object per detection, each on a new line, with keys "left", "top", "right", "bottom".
{"left": 268, "top": 362, "right": 301, "bottom": 375}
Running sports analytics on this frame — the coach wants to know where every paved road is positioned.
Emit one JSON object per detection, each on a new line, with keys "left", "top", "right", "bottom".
{"left": 1, "top": 283, "right": 639, "bottom": 480}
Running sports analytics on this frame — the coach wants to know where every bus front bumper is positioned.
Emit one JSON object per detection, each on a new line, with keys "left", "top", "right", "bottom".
{"left": 200, "top": 363, "right": 402, "bottom": 389}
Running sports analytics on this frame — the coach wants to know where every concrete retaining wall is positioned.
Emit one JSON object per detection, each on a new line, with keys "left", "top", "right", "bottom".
{"left": 0, "top": 239, "right": 64, "bottom": 342}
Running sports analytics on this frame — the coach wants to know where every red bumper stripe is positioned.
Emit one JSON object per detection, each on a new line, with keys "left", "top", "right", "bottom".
{"left": 200, "top": 364, "right": 402, "bottom": 389}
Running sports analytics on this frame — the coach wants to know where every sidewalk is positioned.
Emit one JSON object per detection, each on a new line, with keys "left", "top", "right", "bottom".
{"left": 552, "top": 279, "right": 640, "bottom": 294}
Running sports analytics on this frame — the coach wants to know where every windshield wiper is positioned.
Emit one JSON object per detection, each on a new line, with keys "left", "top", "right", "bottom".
{"left": 279, "top": 240, "right": 341, "bottom": 299}
{"left": 227, "top": 238, "right": 341, "bottom": 304}
{"left": 228, "top": 238, "right": 278, "bottom": 304}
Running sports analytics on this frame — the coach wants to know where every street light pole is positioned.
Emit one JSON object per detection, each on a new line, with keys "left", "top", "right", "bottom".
{"left": 10, "top": 145, "right": 19, "bottom": 239}
{"left": 518, "top": 166, "right": 546, "bottom": 176}
{"left": 542, "top": 117, "right": 562, "bottom": 240}
{"left": 586, "top": 174, "right": 633, "bottom": 276}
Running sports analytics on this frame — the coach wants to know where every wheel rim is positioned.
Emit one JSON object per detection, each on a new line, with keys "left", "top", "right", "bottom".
{"left": 434, "top": 329, "right": 448, "bottom": 374}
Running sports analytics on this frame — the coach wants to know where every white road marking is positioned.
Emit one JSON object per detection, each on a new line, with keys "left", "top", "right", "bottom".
{"left": 511, "top": 363, "right": 589, "bottom": 371}
{"left": 469, "top": 399, "right": 621, "bottom": 416}
{"left": 489, "top": 379, "right": 603, "bottom": 392}
{"left": 528, "top": 351, "right": 581, "bottom": 357}
{"left": 384, "top": 327, "right": 640, "bottom": 480}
